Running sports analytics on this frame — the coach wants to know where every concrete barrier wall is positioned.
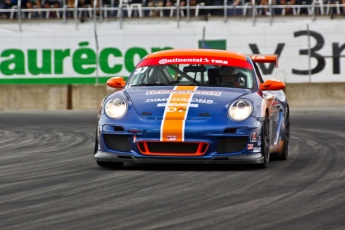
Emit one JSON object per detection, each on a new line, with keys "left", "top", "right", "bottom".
{"left": 0, "top": 85, "right": 67, "bottom": 110}
{"left": 285, "top": 83, "right": 345, "bottom": 107}
{"left": 1, "top": 83, "right": 344, "bottom": 110}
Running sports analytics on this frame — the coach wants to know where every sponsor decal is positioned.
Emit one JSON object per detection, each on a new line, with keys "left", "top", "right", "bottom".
{"left": 158, "top": 58, "right": 229, "bottom": 65}
{"left": 0, "top": 44, "right": 173, "bottom": 79}
{"left": 133, "top": 67, "right": 148, "bottom": 74}
{"left": 146, "top": 90, "right": 221, "bottom": 96}
{"left": 161, "top": 107, "right": 189, "bottom": 112}
{"left": 247, "top": 144, "right": 254, "bottom": 150}
{"left": 146, "top": 98, "right": 214, "bottom": 104}
{"left": 159, "top": 58, "right": 209, "bottom": 64}
{"left": 160, "top": 86, "right": 197, "bottom": 142}
{"left": 167, "top": 136, "right": 177, "bottom": 141}
{"left": 157, "top": 103, "right": 199, "bottom": 108}
{"left": 253, "top": 147, "right": 261, "bottom": 152}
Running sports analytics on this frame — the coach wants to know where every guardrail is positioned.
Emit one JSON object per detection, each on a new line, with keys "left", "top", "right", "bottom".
{"left": 0, "top": 0, "right": 344, "bottom": 30}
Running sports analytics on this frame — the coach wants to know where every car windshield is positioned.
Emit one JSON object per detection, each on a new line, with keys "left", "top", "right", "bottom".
{"left": 126, "top": 64, "right": 257, "bottom": 89}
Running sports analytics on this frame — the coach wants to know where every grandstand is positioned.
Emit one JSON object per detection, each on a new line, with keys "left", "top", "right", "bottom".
{"left": 0, "top": 0, "right": 344, "bottom": 26}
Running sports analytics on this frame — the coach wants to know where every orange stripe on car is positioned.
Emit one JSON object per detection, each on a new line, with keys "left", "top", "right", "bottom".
{"left": 160, "top": 86, "right": 197, "bottom": 142}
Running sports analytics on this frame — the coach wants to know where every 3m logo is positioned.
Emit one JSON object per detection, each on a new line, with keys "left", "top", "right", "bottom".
{"left": 167, "top": 136, "right": 177, "bottom": 141}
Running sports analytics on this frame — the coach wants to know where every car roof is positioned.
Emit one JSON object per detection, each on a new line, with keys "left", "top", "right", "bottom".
{"left": 145, "top": 49, "right": 247, "bottom": 61}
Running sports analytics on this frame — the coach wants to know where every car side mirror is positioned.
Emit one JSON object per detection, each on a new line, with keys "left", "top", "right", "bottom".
{"left": 260, "top": 79, "right": 285, "bottom": 91}
{"left": 107, "top": 77, "right": 126, "bottom": 89}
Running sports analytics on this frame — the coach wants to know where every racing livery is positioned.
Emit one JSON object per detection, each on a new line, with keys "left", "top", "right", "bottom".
{"left": 94, "top": 49, "right": 290, "bottom": 168}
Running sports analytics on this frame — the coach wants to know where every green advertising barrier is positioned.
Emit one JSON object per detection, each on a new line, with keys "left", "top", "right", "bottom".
{"left": 198, "top": 40, "right": 227, "bottom": 50}
{"left": 0, "top": 42, "right": 173, "bottom": 84}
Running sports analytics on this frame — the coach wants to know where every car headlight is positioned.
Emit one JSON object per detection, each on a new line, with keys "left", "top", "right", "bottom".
{"left": 105, "top": 98, "right": 128, "bottom": 119}
{"left": 228, "top": 99, "right": 253, "bottom": 121}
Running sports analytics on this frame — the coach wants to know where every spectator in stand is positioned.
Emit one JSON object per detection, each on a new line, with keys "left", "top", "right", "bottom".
{"left": 200, "top": 0, "right": 212, "bottom": 16}
{"left": 78, "top": 0, "right": 89, "bottom": 15}
{"left": 28, "top": 0, "right": 42, "bottom": 8}
{"left": 66, "top": 0, "right": 76, "bottom": 17}
{"left": 164, "top": 0, "right": 186, "bottom": 16}
{"left": 212, "top": 0, "right": 243, "bottom": 16}
{"left": 88, "top": 0, "right": 102, "bottom": 16}
{"left": 189, "top": 0, "right": 210, "bottom": 16}
{"left": 279, "top": 0, "right": 312, "bottom": 15}
{"left": 279, "top": 0, "right": 295, "bottom": 15}
{"left": 65, "top": 0, "right": 90, "bottom": 18}
{"left": 43, "top": 0, "right": 60, "bottom": 18}
{"left": 28, "top": 0, "right": 42, "bottom": 17}
{"left": 228, "top": 0, "right": 242, "bottom": 15}
{"left": 1, "top": 0, "right": 42, "bottom": 18}
{"left": 189, "top": 0, "right": 196, "bottom": 15}
{"left": 257, "top": 0, "right": 276, "bottom": 16}
{"left": 1, "top": 0, "right": 13, "bottom": 18}
{"left": 148, "top": 0, "right": 164, "bottom": 16}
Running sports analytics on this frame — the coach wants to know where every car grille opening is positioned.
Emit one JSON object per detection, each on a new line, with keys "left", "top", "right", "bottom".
{"left": 223, "top": 128, "right": 237, "bottom": 133}
{"left": 217, "top": 137, "right": 248, "bottom": 153}
{"left": 114, "top": 126, "right": 125, "bottom": 131}
{"left": 137, "top": 142, "right": 208, "bottom": 156}
{"left": 103, "top": 134, "right": 131, "bottom": 152}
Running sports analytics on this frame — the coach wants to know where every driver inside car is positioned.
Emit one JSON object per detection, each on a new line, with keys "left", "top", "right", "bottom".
{"left": 219, "top": 66, "right": 241, "bottom": 88}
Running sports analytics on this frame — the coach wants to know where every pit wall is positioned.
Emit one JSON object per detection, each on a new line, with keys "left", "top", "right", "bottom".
{"left": 1, "top": 83, "right": 344, "bottom": 110}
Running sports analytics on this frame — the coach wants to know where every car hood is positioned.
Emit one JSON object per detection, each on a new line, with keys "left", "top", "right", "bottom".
{"left": 123, "top": 86, "right": 253, "bottom": 119}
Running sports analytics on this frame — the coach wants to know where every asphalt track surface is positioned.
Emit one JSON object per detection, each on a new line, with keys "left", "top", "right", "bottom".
{"left": 1, "top": 107, "right": 345, "bottom": 230}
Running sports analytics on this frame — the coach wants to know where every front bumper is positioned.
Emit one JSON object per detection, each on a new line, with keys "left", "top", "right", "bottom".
{"left": 94, "top": 150, "right": 264, "bottom": 165}
{"left": 96, "top": 114, "right": 264, "bottom": 164}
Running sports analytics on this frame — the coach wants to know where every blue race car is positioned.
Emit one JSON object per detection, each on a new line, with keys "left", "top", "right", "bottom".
{"left": 94, "top": 49, "right": 290, "bottom": 168}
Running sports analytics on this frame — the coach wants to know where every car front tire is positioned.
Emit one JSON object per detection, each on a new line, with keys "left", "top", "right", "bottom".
{"left": 260, "top": 114, "right": 270, "bottom": 168}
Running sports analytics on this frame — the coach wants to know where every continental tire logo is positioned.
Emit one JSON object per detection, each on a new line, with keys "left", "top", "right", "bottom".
{"left": 158, "top": 58, "right": 209, "bottom": 64}
{"left": 159, "top": 59, "right": 168, "bottom": 64}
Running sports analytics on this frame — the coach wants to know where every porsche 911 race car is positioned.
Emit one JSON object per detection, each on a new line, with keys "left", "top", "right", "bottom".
{"left": 94, "top": 49, "right": 290, "bottom": 169}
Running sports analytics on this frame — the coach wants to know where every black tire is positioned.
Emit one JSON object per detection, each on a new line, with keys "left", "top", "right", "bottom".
{"left": 276, "top": 110, "right": 290, "bottom": 160}
{"left": 94, "top": 129, "right": 98, "bottom": 155}
{"left": 96, "top": 161, "right": 124, "bottom": 168}
{"left": 260, "top": 114, "right": 270, "bottom": 168}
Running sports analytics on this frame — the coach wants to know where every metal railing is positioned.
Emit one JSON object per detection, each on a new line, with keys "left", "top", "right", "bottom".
{"left": 0, "top": 0, "right": 344, "bottom": 30}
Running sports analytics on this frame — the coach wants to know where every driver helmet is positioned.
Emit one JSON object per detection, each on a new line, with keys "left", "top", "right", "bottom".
{"left": 219, "top": 66, "right": 239, "bottom": 76}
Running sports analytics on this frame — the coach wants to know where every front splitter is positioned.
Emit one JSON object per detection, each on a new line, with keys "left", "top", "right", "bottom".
{"left": 94, "top": 151, "right": 264, "bottom": 165}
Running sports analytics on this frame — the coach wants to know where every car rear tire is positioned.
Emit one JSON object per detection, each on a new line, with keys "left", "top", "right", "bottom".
{"left": 276, "top": 110, "right": 290, "bottom": 160}
{"left": 260, "top": 114, "right": 270, "bottom": 168}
